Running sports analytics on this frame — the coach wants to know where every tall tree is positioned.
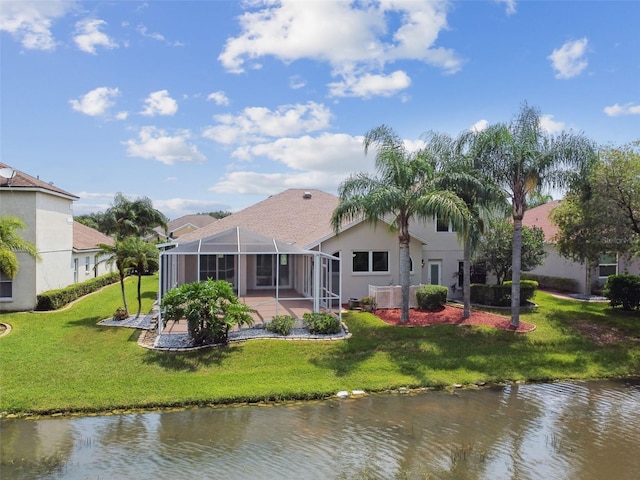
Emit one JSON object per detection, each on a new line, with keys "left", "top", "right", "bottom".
{"left": 97, "top": 239, "right": 131, "bottom": 317}
{"left": 0, "top": 216, "right": 40, "bottom": 279}
{"left": 424, "top": 130, "right": 508, "bottom": 318}
{"left": 121, "top": 237, "right": 159, "bottom": 319}
{"left": 478, "top": 102, "right": 595, "bottom": 327}
{"left": 331, "top": 125, "right": 470, "bottom": 324}
{"left": 474, "top": 218, "right": 546, "bottom": 285}
{"left": 103, "top": 193, "right": 168, "bottom": 240}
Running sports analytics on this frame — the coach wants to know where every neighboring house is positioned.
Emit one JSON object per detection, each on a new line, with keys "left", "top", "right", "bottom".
{"left": 0, "top": 163, "right": 112, "bottom": 311}
{"left": 159, "top": 189, "right": 465, "bottom": 315}
{"left": 72, "top": 221, "right": 115, "bottom": 282}
{"left": 522, "top": 200, "right": 640, "bottom": 294}
{"left": 148, "top": 214, "right": 217, "bottom": 242}
{"left": 1, "top": 162, "right": 79, "bottom": 311}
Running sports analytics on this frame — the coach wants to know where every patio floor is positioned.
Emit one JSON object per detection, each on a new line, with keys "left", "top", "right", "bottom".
{"left": 161, "top": 289, "right": 315, "bottom": 334}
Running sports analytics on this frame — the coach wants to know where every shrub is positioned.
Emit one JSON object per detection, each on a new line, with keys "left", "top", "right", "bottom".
{"left": 470, "top": 280, "right": 538, "bottom": 307}
{"left": 302, "top": 312, "right": 341, "bottom": 335}
{"left": 112, "top": 307, "right": 129, "bottom": 320}
{"left": 521, "top": 273, "right": 579, "bottom": 293}
{"left": 35, "top": 272, "right": 121, "bottom": 311}
{"left": 266, "top": 315, "right": 296, "bottom": 336}
{"left": 416, "top": 285, "right": 448, "bottom": 310}
{"left": 604, "top": 274, "right": 640, "bottom": 311}
{"left": 504, "top": 280, "right": 538, "bottom": 305}
{"left": 161, "top": 279, "right": 254, "bottom": 345}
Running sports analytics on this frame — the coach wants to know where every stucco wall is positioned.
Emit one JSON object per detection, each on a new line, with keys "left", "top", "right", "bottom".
{"left": 318, "top": 220, "right": 425, "bottom": 301}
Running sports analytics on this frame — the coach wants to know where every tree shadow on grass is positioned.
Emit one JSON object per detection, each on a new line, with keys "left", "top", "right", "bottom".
{"left": 310, "top": 311, "right": 631, "bottom": 386}
{"left": 141, "top": 343, "right": 241, "bottom": 372}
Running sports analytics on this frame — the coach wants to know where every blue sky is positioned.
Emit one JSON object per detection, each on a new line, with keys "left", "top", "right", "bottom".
{"left": 2, "top": 0, "right": 638, "bottom": 219}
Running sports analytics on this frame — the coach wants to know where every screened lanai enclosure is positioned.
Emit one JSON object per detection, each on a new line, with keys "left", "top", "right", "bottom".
{"left": 158, "top": 227, "right": 341, "bottom": 332}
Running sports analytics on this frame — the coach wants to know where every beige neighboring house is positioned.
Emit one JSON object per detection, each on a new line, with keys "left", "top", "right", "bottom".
{"left": 149, "top": 214, "right": 217, "bottom": 242}
{"left": 159, "top": 189, "right": 465, "bottom": 315}
{"left": 0, "top": 163, "right": 113, "bottom": 311}
{"left": 522, "top": 200, "right": 640, "bottom": 294}
{"left": 72, "top": 221, "right": 115, "bottom": 283}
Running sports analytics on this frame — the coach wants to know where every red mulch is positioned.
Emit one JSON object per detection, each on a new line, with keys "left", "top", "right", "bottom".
{"left": 373, "top": 305, "right": 536, "bottom": 333}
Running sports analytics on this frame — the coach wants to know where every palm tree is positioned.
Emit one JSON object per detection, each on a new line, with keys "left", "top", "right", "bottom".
{"left": 121, "top": 236, "right": 159, "bottom": 318}
{"left": 0, "top": 216, "right": 40, "bottom": 279}
{"left": 423, "top": 131, "right": 508, "bottom": 318}
{"left": 103, "top": 193, "right": 167, "bottom": 240}
{"left": 478, "top": 102, "right": 595, "bottom": 327}
{"left": 331, "top": 125, "right": 470, "bottom": 324}
{"left": 97, "top": 240, "right": 131, "bottom": 317}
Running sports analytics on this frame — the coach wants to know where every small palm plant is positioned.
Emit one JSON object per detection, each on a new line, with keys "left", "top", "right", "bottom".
{"left": 161, "top": 279, "right": 254, "bottom": 345}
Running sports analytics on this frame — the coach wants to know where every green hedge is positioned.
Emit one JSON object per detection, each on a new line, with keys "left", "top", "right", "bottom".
{"left": 604, "top": 274, "right": 640, "bottom": 311}
{"left": 302, "top": 312, "right": 342, "bottom": 335}
{"left": 471, "top": 280, "right": 538, "bottom": 307}
{"left": 416, "top": 285, "right": 448, "bottom": 310}
{"left": 35, "top": 273, "right": 121, "bottom": 311}
{"left": 521, "top": 273, "right": 579, "bottom": 293}
{"left": 266, "top": 315, "right": 296, "bottom": 336}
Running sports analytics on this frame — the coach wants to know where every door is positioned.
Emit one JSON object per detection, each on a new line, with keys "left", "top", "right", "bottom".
{"left": 428, "top": 261, "right": 441, "bottom": 285}
{"left": 256, "top": 254, "right": 291, "bottom": 288}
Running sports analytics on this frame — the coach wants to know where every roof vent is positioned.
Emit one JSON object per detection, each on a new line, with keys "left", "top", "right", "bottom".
{"left": 303, "top": 191, "right": 312, "bottom": 199}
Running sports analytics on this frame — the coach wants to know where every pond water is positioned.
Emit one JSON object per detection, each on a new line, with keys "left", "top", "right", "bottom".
{"left": 2, "top": 379, "right": 639, "bottom": 480}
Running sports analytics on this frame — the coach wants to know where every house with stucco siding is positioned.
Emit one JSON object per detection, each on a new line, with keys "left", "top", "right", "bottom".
{"left": 159, "top": 189, "right": 465, "bottom": 312}
{"left": 1, "top": 163, "right": 114, "bottom": 311}
{"left": 522, "top": 200, "right": 640, "bottom": 294}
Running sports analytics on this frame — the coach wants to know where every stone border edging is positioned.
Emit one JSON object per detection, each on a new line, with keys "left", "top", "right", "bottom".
{"left": 0, "top": 322, "right": 12, "bottom": 338}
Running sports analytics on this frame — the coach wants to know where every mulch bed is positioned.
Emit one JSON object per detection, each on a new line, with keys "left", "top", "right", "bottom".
{"left": 373, "top": 305, "right": 536, "bottom": 333}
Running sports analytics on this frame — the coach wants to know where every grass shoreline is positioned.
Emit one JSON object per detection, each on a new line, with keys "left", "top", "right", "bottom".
{"left": 1, "top": 275, "right": 639, "bottom": 419}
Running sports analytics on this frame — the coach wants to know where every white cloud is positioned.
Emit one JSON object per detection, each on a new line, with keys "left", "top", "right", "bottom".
{"left": 470, "top": 119, "right": 489, "bottom": 133}
{"left": 136, "top": 24, "right": 165, "bottom": 42}
{"left": 74, "top": 18, "right": 118, "bottom": 54}
{"left": 218, "top": 0, "right": 461, "bottom": 98}
{"left": 539, "top": 114, "right": 565, "bottom": 134}
{"left": 0, "top": 0, "right": 75, "bottom": 51}
{"left": 115, "top": 111, "right": 129, "bottom": 120}
{"left": 231, "top": 133, "right": 365, "bottom": 170}
{"left": 202, "top": 101, "right": 332, "bottom": 144}
{"left": 210, "top": 170, "right": 346, "bottom": 196}
{"left": 603, "top": 103, "right": 640, "bottom": 117}
{"left": 141, "top": 90, "right": 178, "bottom": 116}
{"left": 548, "top": 38, "right": 589, "bottom": 79}
{"left": 124, "top": 126, "right": 206, "bottom": 165}
{"left": 153, "top": 198, "right": 231, "bottom": 219}
{"left": 328, "top": 70, "right": 411, "bottom": 98}
{"left": 495, "top": 0, "right": 517, "bottom": 16}
{"left": 289, "top": 75, "right": 306, "bottom": 90}
{"left": 69, "top": 87, "right": 120, "bottom": 116}
{"left": 207, "top": 91, "right": 230, "bottom": 106}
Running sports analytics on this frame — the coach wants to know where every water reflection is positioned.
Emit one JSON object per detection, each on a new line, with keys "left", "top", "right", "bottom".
{"left": 1, "top": 379, "right": 639, "bottom": 479}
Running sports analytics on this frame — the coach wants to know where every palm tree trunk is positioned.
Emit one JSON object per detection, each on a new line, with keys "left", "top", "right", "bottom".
{"left": 119, "top": 273, "right": 129, "bottom": 316}
{"left": 399, "top": 237, "right": 411, "bottom": 324}
{"left": 511, "top": 218, "right": 523, "bottom": 328}
{"left": 463, "top": 236, "right": 472, "bottom": 319}
{"left": 136, "top": 273, "right": 142, "bottom": 319}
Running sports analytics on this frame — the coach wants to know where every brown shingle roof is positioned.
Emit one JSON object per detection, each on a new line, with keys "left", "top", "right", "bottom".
{"left": 167, "top": 214, "right": 217, "bottom": 232}
{"left": 0, "top": 162, "right": 79, "bottom": 200}
{"left": 73, "top": 221, "right": 114, "bottom": 251}
{"left": 177, "top": 189, "right": 339, "bottom": 248}
{"left": 522, "top": 200, "right": 561, "bottom": 242}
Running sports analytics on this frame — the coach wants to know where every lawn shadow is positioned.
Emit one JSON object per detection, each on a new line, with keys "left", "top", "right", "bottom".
{"left": 311, "top": 309, "right": 629, "bottom": 385}
{"left": 141, "top": 343, "right": 241, "bottom": 372}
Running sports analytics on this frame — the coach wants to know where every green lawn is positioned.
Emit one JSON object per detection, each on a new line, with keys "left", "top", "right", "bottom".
{"left": 1, "top": 275, "right": 639, "bottom": 417}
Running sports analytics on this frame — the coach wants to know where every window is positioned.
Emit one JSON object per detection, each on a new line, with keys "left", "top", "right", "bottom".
{"left": 436, "top": 216, "right": 455, "bottom": 232}
{"left": 0, "top": 271, "right": 12, "bottom": 299}
{"left": 200, "top": 254, "right": 235, "bottom": 282}
{"left": 352, "top": 251, "right": 389, "bottom": 273}
{"left": 598, "top": 253, "right": 618, "bottom": 278}
{"left": 85, "top": 256, "right": 91, "bottom": 273}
